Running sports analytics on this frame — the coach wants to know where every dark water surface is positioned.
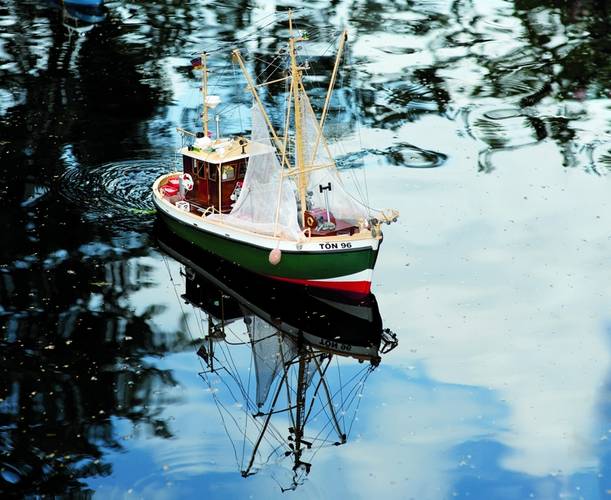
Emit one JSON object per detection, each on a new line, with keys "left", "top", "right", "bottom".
{"left": 1, "top": 0, "right": 610, "bottom": 498}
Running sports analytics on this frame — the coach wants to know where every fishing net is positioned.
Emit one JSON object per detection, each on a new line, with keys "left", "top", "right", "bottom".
{"left": 209, "top": 106, "right": 303, "bottom": 240}
{"left": 246, "top": 315, "right": 297, "bottom": 408}
{"left": 300, "top": 90, "right": 370, "bottom": 223}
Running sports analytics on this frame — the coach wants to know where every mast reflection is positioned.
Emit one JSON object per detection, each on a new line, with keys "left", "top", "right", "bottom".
{"left": 157, "top": 226, "right": 398, "bottom": 490}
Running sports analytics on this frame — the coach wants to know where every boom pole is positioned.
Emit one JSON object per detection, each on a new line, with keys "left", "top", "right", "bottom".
{"left": 232, "top": 49, "right": 289, "bottom": 168}
{"left": 310, "top": 29, "right": 348, "bottom": 164}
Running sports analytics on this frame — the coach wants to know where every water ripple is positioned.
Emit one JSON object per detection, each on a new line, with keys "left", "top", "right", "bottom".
{"left": 376, "top": 143, "right": 448, "bottom": 168}
{"left": 588, "top": 141, "right": 611, "bottom": 174}
{"left": 57, "top": 159, "right": 171, "bottom": 227}
{"left": 337, "top": 144, "right": 447, "bottom": 169}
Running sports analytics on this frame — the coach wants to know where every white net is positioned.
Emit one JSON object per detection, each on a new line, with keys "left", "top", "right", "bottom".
{"left": 246, "top": 315, "right": 297, "bottom": 408}
{"left": 209, "top": 106, "right": 302, "bottom": 241}
{"left": 300, "top": 91, "right": 370, "bottom": 223}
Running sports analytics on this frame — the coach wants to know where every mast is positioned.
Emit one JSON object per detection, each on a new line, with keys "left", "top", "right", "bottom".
{"left": 288, "top": 10, "right": 307, "bottom": 227}
{"left": 201, "top": 52, "right": 209, "bottom": 137}
{"left": 292, "top": 351, "right": 309, "bottom": 473}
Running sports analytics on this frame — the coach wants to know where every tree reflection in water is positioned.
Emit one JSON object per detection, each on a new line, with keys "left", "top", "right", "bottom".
{"left": 0, "top": 0, "right": 609, "bottom": 496}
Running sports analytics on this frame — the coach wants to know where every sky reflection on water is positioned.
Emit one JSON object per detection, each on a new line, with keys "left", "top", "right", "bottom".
{"left": 1, "top": 0, "right": 610, "bottom": 498}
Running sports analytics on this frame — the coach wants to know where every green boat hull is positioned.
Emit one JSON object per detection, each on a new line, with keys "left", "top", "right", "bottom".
{"left": 158, "top": 212, "right": 379, "bottom": 295}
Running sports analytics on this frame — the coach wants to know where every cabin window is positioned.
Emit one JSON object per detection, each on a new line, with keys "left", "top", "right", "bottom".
{"left": 238, "top": 163, "right": 246, "bottom": 179}
{"left": 209, "top": 165, "right": 218, "bottom": 181}
{"left": 193, "top": 160, "right": 207, "bottom": 179}
{"left": 222, "top": 164, "right": 236, "bottom": 181}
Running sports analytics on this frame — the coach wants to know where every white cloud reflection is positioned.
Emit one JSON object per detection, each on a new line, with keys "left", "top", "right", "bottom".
{"left": 372, "top": 119, "right": 611, "bottom": 481}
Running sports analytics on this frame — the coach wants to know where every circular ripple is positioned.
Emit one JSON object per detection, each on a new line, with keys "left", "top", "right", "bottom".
{"left": 57, "top": 159, "right": 171, "bottom": 227}
{"left": 589, "top": 142, "right": 611, "bottom": 173}
{"left": 379, "top": 143, "right": 447, "bottom": 168}
{"left": 466, "top": 106, "right": 546, "bottom": 149}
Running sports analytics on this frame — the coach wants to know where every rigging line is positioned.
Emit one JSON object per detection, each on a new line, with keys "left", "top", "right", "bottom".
{"left": 202, "top": 366, "right": 287, "bottom": 451}
{"left": 311, "top": 384, "right": 344, "bottom": 441}
{"left": 219, "top": 335, "right": 248, "bottom": 388}
{"left": 216, "top": 342, "right": 259, "bottom": 413}
{"left": 224, "top": 330, "right": 283, "bottom": 346}
{"left": 208, "top": 60, "right": 232, "bottom": 95}
{"left": 205, "top": 380, "right": 279, "bottom": 455}
{"left": 343, "top": 186, "right": 390, "bottom": 215}
{"left": 300, "top": 436, "right": 343, "bottom": 445}
{"left": 304, "top": 420, "right": 344, "bottom": 469}
{"left": 214, "top": 105, "right": 248, "bottom": 123}
{"left": 334, "top": 44, "right": 369, "bottom": 207}
{"left": 319, "top": 363, "right": 371, "bottom": 407}
{"left": 262, "top": 441, "right": 290, "bottom": 468}
{"left": 199, "top": 371, "right": 242, "bottom": 467}
{"left": 330, "top": 366, "right": 372, "bottom": 417}
{"left": 301, "top": 355, "right": 332, "bottom": 427}
{"left": 161, "top": 256, "right": 205, "bottom": 372}
{"left": 250, "top": 53, "right": 286, "bottom": 83}
{"left": 276, "top": 349, "right": 301, "bottom": 401}
{"left": 193, "top": 308, "right": 206, "bottom": 339}
{"left": 249, "top": 385, "right": 295, "bottom": 447}
{"left": 210, "top": 350, "right": 296, "bottom": 450}
{"left": 305, "top": 365, "right": 370, "bottom": 423}
{"left": 349, "top": 44, "right": 371, "bottom": 214}
{"left": 237, "top": 9, "right": 283, "bottom": 33}
{"left": 205, "top": 362, "right": 250, "bottom": 405}
{"left": 306, "top": 397, "right": 350, "bottom": 450}
{"left": 249, "top": 407, "right": 299, "bottom": 463}
{"left": 246, "top": 354, "right": 303, "bottom": 444}
{"left": 210, "top": 62, "right": 234, "bottom": 121}
{"left": 250, "top": 416, "right": 290, "bottom": 457}
{"left": 194, "top": 298, "right": 211, "bottom": 336}
{"left": 218, "top": 321, "right": 244, "bottom": 344}
{"left": 296, "top": 25, "right": 341, "bottom": 97}
{"left": 299, "top": 384, "right": 352, "bottom": 446}
{"left": 194, "top": 15, "right": 285, "bottom": 56}
{"left": 242, "top": 45, "right": 285, "bottom": 70}
{"left": 206, "top": 353, "right": 260, "bottom": 413}
{"left": 217, "top": 377, "right": 290, "bottom": 452}
{"left": 336, "top": 368, "right": 373, "bottom": 432}
{"left": 346, "top": 370, "right": 375, "bottom": 438}
{"left": 241, "top": 335, "right": 255, "bottom": 470}
{"left": 317, "top": 367, "right": 372, "bottom": 441}
{"left": 252, "top": 392, "right": 294, "bottom": 447}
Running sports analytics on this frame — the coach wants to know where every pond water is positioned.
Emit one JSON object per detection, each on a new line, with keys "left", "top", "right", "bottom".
{"left": 1, "top": 0, "right": 610, "bottom": 498}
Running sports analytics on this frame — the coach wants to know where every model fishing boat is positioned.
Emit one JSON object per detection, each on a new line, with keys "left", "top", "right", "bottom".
{"left": 157, "top": 227, "right": 398, "bottom": 488}
{"left": 152, "top": 12, "right": 398, "bottom": 296}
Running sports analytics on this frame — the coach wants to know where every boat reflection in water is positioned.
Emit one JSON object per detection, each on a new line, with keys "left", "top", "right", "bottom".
{"left": 157, "top": 227, "right": 398, "bottom": 490}
{"left": 46, "top": 0, "right": 106, "bottom": 36}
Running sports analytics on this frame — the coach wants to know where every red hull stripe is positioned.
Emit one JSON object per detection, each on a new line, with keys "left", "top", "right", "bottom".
{"left": 269, "top": 275, "right": 371, "bottom": 295}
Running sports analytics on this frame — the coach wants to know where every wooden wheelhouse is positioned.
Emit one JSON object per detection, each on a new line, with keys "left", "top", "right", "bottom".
{"left": 180, "top": 138, "right": 273, "bottom": 214}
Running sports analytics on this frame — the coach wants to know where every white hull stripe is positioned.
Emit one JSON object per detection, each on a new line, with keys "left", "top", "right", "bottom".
{"left": 308, "top": 269, "right": 373, "bottom": 283}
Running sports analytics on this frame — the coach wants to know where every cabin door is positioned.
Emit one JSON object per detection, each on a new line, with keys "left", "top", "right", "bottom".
{"left": 208, "top": 160, "right": 247, "bottom": 213}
